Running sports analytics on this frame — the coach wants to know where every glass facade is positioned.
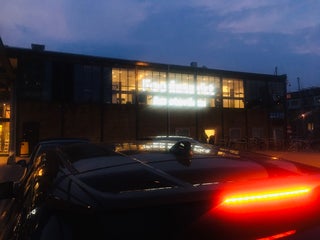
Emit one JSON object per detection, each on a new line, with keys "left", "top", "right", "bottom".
{"left": 112, "top": 68, "right": 242, "bottom": 108}
{"left": 112, "top": 68, "right": 136, "bottom": 104}
{"left": 16, "top": 59, "right": 246, "bottom": 109}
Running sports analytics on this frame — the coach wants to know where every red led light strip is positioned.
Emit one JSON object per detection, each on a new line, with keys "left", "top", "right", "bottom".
{"left": 257, "top": 229, "right": 296, "bottom": 240}
{"left": 223, "top": 187, "right": 311, "bottom": 205}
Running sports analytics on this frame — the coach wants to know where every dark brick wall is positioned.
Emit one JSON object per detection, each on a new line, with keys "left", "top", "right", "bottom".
{"left": 16, "top": 101, "right": 284, "bottom": 151}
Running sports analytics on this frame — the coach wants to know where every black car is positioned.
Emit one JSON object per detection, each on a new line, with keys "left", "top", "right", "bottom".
{"left": 1, "top": 139, "right": 320, "bottom": 239}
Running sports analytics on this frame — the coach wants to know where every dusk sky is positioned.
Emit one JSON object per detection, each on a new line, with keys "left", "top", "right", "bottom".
{"left": 1, "top": 0, "right": 319, "bottom": 92}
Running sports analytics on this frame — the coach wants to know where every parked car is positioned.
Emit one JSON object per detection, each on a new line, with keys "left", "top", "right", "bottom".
{"left": 141, "top": 135, "right": 217, "bottom": 154}
{"left": 1, "top": 138, "right": 320, "bottom": 239}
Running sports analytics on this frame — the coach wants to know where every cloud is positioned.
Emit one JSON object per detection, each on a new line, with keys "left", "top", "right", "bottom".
{"left": 0, "top": 0, "right": 151, "bottom": 46}
{"left": 0, "top": 0, "right": 70, "bottom": 46}
{"left": 291, "top": 25, "right": 320, "bottom": 55}
{"left": 189, "top": 0, "right": 320, "bottom": 34}
{"left": 62, "top": 0, "right": 151, "bottom": 43}
{"left": 189, "top": 0, "right": 273, "bottom": 15}
{"left": 186, "top": 0, "right": 320, "bottom": 58}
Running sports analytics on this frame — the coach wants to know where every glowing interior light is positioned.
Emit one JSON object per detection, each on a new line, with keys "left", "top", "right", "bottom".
{"left": 37, "top": 168, "right": 44, "bottom": 177}
{"left": 223, "top": 187, "right": 311, "bottom": 205}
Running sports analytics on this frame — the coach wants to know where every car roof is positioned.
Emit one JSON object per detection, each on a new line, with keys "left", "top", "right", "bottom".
{"left": 37, "top": 138, "right": 89, "bottom": 145}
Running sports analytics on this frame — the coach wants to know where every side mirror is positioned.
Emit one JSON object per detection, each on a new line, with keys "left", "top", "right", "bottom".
{"left": 0, "top": 181, "right": 15, "bottom": 199}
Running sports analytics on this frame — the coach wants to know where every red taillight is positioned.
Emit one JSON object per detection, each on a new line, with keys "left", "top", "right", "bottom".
{"left": 201, "top": 176, "right": 320, "bottom": 239}
{"left": 216, "top": 179, "right": 318, "bottom": 215}
{"left": 223, "top": 186, "right": 311, "bottom": 205}
{"left": 257, "top": 229, "right": 297, "bottom": 240}
{"left": 219, "top": 185, "right": 313, "bottom": 215}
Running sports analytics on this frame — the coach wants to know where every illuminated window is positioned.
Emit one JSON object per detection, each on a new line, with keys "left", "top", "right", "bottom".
{"left": 197, "top": 75, "right": 219, "bottom": 96}
{"left": 223, "top": 99, "right": 244, "bottom": 108}
{"left": 0, "top": 103, "right": 10, "bottom": 118}
{"left": 112, "top": 68, "right": 136, "bottom": 104}
{"left": 223, "top": 79, "right": 244, "bottom": 97}
{"left": 197, "top": 75, "right": 220, "bottom": 107}
{"left": 168, "top": 73, "right": 194, "bottom": 94}
{"left": 138, "top": 70, "right": 167, "bottom": 93}
{"left": 0, "top": 122, "right": 10, "bottom": 154}
{"left": 222, "top": 79, "right": 244, "bottom": 108}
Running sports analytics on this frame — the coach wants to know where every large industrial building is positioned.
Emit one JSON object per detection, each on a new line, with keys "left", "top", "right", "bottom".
{"left": 0, "top": 38, "right": 287, "bottom": 155}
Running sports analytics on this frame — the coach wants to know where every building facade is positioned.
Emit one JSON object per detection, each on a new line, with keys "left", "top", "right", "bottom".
{"left": 0, "top": 40, "right": 287, "bottom": 155}
{"left": 287, "top": 87, "right": 320, "bottom": 150}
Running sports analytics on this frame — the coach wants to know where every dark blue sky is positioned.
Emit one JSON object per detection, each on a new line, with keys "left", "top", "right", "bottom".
{"left": 1, "top": 0, "right": 319, "bottom": 91}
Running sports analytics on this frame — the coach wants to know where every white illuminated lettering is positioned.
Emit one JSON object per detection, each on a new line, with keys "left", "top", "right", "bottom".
{"left": 197, "top": 83, "right": 215, "bottom": 95}
{"left": 153, "top": 96, "right": 167, "bottom": 106}
{"left": 169, "top": 80, "right": 176, "bottom": 93}
{"left": 168, "top": 81, "right": 195, "bottom": 94}
{"left": 141, "top": 78, "right": 212, "bottom": 107}
{"left": 142, "top": 79, "right": 167, "bottom": 92}
{"left": 142, "top": 79, "right": 151, "bottom": 91}
{"left": 152, "top": 96, "right": 207, "bottom": 107}
{"left": 169, "top": 97, "right": 195, "bottom": 107}
{"left": 143, "top": 79, "right": 214, "bottom": 95}
{"left": 197, "top": 99, "right": 207, "bottom": 107}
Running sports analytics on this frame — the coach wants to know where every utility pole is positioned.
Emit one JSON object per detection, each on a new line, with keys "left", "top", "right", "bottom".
{"left": 297, "top": 77, "right": 301, "bottom": 91}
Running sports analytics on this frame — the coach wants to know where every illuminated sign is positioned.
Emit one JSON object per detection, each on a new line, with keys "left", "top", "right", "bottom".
{"left": 142, "top": 79, "right": 167, "bottom": 93}
{"left": 141, "top": 79, "right": 215, "bottom": 107}
{"left": 142, "top": 79, "right": 215, "bottom": 95}
{"left": 153, "top": 96, "right": 207, "bottom": 107}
